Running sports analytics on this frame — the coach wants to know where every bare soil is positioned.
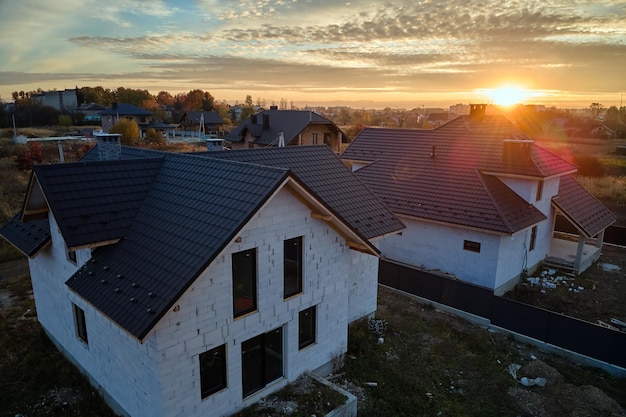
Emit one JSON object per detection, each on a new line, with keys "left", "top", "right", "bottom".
{"left": 505, "top": 244, "right": 626, "bottom": 327}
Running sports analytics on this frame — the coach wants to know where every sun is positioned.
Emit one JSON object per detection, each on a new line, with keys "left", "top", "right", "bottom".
{"left": 488, "top": 85, "right": 528, "bottom": 106}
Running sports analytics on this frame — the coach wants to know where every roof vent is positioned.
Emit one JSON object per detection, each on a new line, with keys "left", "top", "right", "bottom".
{"left": 430, "top": 145, "right": 436, "bottom": 158}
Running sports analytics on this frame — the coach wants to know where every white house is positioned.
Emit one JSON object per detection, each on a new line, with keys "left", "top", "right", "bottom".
{"left": 0, "top": 136, "right": 404, "bottom": 417}
{"left": 341, "top": 104, "right": 616, "bottom": 295}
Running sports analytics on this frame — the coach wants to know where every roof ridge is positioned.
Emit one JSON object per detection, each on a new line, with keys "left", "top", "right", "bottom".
{"left": 477, "top": 172, "right": 515, "bottom": 233}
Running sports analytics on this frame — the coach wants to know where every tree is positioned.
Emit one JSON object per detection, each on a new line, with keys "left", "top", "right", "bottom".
{"left": 589, "top": 102, "right": 605, "bottom": 119}
{"left": 201, "top": 92, "right": 214, "bottom": 111}
{"left": 109, "top": 118, "right": 140, "bottom": 146}
{"left": 156, "top": 91, "right": 174, "bottom": 107}
{"left": 185, "top": 89, "right": 206, "bottom": 110}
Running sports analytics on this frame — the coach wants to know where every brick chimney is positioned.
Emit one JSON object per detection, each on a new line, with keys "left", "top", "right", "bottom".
{"left": 469, "top": 104, "right": 487, "bottom": 119}
{"left": 95, "top": 132, "right": 122, "bottom": 160}
{"left": 502, "top": 139, "right": 533, "bottom": 164}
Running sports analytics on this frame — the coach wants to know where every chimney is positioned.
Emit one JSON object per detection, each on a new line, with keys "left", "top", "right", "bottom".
{"left": 95, "top": 132, "right": 122, "bottom": 160}
{"left": 502, "top": 139, "right": 533, "bottom": 164}
{"left": 251, "top": 114, "right": 257, "bottom": 124}
{"left": 469, "top": 104, "right": 487, "bottom": 119}
{"left": 263, "top": 113, "right": 270, "bottom": 129}
{"left": 270, "top": 105, "right": 278, "bottom": 110}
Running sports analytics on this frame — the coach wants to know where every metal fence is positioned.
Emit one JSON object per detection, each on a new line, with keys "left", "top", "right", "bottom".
{"left": 379, "top": 259, "right": 626, "bottom": 368}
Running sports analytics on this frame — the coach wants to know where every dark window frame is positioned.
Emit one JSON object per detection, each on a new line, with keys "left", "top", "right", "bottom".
{"left": 232, "top": 248, "right": 258, "bottom": 318}
{"left": 283, "top": 236, "right": 303, "bottom": 298}
{"left": 536, "top": 180, "right": 543, "bottom": 201}
{"left": 199, "top": 344, "right": 227, "bottom": 399}
{"left": 463, "top": 240, "right": 481, "bottom": 253}
{"left": 298, "top": 306, "right": 316, "bottom": 349}
{"left": 73, "top": 303, "right": 88, "bottom": 344}
{"left": 241, "top": 327, "right": 284, "bottom": 397}
{"left": 529, "top": 225, "right": 538, "bottom": 252}
{"left": 67, "top": 247, "right": 77, "bottom": 265}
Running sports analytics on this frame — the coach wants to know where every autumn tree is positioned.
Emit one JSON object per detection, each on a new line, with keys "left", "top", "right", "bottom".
{"left": 156, "top": 91, "right": 174, "bottom": 107}
{"left": 109, "top": 118, "right": 140, "bottom": 146}
{"left": 185, "top": 89, "right": 207, "bottom": 110}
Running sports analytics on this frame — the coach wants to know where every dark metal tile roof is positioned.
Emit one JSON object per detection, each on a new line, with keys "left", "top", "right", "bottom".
{"left": 66, "top": 153, "right": 289, "bottom": 339}
{"left": 100, "top": 103, "right": 153, "bottom": 116}
{"left": 341, "top": 115, "right": 575, "bottom": 233}
{"left": 194, "top": 145, "right": 405, "bottom": 239}
{"left": 178, "top": 111, "right": 225, "bottom": 125}
{"left": 552, "top": 175, "right": 616, "bottom": 237}
{"left": 226, "top": 109, "right": 337, "bottom": 145}
{"left": 0, "top": 213, "right": 50, "bottom": 257}
{"left": 32, "top": 159, "right": 164, "bottom": 248}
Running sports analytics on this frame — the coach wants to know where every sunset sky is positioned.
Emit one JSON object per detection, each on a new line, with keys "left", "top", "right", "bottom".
{"left": 0, "top": 0, "right": 624, "bottom": 109}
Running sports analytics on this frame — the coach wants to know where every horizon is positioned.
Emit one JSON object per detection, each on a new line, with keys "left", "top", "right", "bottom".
{"left": 1, "top": 1, "right": 624, "bottom": 110}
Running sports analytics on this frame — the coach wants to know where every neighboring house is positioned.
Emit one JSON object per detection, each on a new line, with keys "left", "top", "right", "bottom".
{"left": 75, "top": 102, "right": 106, "bottom": 123}
{"left": 226, "top": 106, "right": 345, "bottom": 153}
{"left": 100, "top": 103, "right": 154, "bottom": 134}
{"left": 341, "top": 104, "right": 616, "bottom": 295}
{"left": 0, "top": 135, "right": 403, "bottom": 417}
{"left": 32, "top": 89, "right": 78, "bottom": 112}
{"left": 177, "top": 111, "right": 225, "bottom": 137}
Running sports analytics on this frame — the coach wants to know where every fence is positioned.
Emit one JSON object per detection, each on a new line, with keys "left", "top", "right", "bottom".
{"left": 379, "top": 259, "right": 626, "bottom": 369}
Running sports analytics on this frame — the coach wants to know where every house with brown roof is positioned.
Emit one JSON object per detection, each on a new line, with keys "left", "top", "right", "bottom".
{"left": 0, "top": 135, "right": 403, "bottom": 417}
{"left": 225, "top": 107, "right": 345, "bottom": 153}
{"left": 341, "top": 104, "right": 615, "bottom": 295}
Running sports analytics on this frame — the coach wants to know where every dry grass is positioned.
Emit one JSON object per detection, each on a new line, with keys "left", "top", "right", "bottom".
{"left": 577, "top": 176, "right": 626, "bottom": 204}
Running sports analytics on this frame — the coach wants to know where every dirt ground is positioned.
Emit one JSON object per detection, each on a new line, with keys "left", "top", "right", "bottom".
{"left": 505, "top": 244, "right": 626, "bottom": 327}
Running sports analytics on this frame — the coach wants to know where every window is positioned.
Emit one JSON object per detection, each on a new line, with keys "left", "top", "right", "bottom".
{"left": 241, "top": 327, "right": 283, "bottom": 397}
{"left": 529, "top": 226, "right": 537, "bottom": 252}
{"left": 536, "top": 181, "right": 543, "bottom": 201}
{"left": 323, "top": 132, "right": 332, "bottom": 146}
{"left": 232, "top": 248, "right": 257, "bottom": 318}
{"left": 311, "top": 133, "right": 318, "bottom": 144}
{"left": 73, "top": 303, "right": 88, "bottom": 344}
{"left": 463, "top": 240, "right": 481, "bottom": 253}
{"left": 199, "top": 345, "right": 227, "bottom": 398}
{"left": 67, "top": 248, "right": 77, "bottom": 265}
{"left": 284, "top": 236, "right": 303, "bottom": 298}
{"left": 298, "top": 306, "right": 316, "bottom": 349}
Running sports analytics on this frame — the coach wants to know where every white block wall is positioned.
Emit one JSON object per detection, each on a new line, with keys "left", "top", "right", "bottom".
{"left": 380, "top": 176, "right": 562, "bottom": 295}
{"left": 29, "top": 214, "right": 161, "bottom": 417}
{"left": 150, "top": 187, "right": 363, "bottom": 417}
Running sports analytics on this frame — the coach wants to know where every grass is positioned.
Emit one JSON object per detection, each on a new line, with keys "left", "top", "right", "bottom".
{"left": 345, "top": 311, "right": 521, "bottom": 416}
{"left": 0, "top": 272, "right": 117, "bottom": 416}
{"left": 576, "top": 175, "right": 626, "bottom": 204}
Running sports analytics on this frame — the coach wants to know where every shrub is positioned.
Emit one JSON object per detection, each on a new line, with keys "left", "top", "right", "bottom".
{"left": 14, "top": 142, "right": 43, "bottom": 171}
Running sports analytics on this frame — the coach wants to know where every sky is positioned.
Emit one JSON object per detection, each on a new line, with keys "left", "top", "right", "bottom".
{"left": 0, "top": 0, "right": 624, "bottom": 109}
